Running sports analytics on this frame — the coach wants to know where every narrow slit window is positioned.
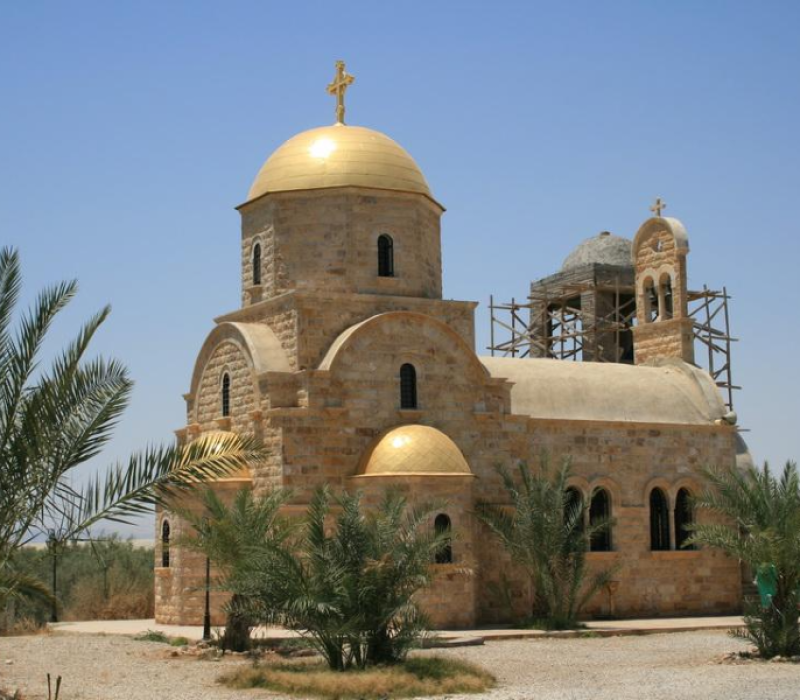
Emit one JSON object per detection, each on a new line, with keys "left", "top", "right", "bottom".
{"left": 221, "top": 373, "right": 231, "bottom": 417}
{"left": 649, "top": 488, "right": 670, "bottom": 551}
{"left": 399, "top": 363, "right": 417, "bottom": 409}
{"left": 252, "top": 243, "right": 262, "bottom": 286}
{"left": 434, "top": 514, "right": 453, "bottom": 564}
{"left": 161, "top": 520, "right": 171, "bottom": 568}
{"left": 589, "top": 488, "right": 612, "bottom": 552}
{"left": 378, "top": 234, "right": 394, "bottom": 277}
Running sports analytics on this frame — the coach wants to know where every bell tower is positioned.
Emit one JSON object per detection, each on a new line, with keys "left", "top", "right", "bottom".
{"left": 631, "top": 200, "right": 695, "bottom": 365}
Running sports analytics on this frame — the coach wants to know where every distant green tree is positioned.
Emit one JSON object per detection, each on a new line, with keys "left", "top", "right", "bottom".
{"left": 176, "top": 486, "right": 292, "bottom": 652}
{"left": 477, "top": 456, "right": 615, "bottom": 629}
{"left": 245, "top": 487, "right": 451, "bottom": 670}
{"left": 0, "top": 247, "right": 260, "bottom": 623}
{"left": 687, "top": 461, "right": 800, "bottom": 658}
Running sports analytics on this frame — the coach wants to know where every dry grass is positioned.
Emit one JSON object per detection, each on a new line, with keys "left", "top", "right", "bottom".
{"left": 220, "top": 656, "right": 496, "bottom": 699}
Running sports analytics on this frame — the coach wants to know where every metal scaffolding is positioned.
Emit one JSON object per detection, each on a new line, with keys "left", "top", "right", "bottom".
{"left": 488, "top": 283, "right": 739, "bottom": 410}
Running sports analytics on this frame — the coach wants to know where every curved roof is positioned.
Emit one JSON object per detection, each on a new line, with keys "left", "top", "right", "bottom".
{"left": 318, "top": 311, "right": 489, "bottom": 377}
{"left": 632, "top": 217, "right": 690, "bottom": 261}
{"left": 561, "top": 232, "right": 633, "bottom": 271}
{"left": 189, "top": 321, "right": 291, "bottom": 398}
{"left": 481, "top": 357, "right": 726, "bottom": 425}
{"left": 247, "top": 124, "right": 433, "bottom": 203}
{"left": 359, "top": 425, "right": 472, "bottom": 476}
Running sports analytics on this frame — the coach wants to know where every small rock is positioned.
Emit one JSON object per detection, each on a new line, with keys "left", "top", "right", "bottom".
{"left": 170, "top": 650, "right": 179, "bottom": 658}
{"left": 4, "top": 660, "right": 12, "bottom": 665}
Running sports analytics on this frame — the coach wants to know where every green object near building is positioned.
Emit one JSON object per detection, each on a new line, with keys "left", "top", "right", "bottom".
{"left": 755, "top": 565, "right": 778, "bottom": 608}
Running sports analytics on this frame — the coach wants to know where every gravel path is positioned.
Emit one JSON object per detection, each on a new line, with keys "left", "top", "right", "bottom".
{"left": 1, "top": 630, "right": 799, "bottom": 700}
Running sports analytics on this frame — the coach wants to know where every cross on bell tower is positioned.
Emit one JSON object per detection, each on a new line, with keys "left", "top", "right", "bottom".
{"left": 327, "top": 60, "right": 355, "bottom": 125}
{"left": 650, "top": 197, "right": 667, "bottom": 218}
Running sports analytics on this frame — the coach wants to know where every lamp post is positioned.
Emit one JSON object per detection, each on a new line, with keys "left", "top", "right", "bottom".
{"left": 46, "top": 532, "right": 58, "bottom": 623}
{"left": 202, "top": 555, "right": 211, "bottom": 640}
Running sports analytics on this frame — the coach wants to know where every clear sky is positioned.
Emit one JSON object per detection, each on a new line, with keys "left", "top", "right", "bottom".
{"left": 2, "top": 1, "right": 799, "bottom": 538}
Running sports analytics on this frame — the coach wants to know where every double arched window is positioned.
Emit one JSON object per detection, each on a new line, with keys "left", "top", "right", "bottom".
{"left": 642, "top": 274, "right": 675, "bottom": 323}
{"left": 434, "top": 514, "right": 453, "bottom": 564}
{"left": 675, "top": 488, "right": 694, "bottom": 550}
{"left": 649, "top": 488, "right": 671, "bottom": 551}
{"left": 252, "top": 243, "right": 262, "bottom": 286}
{"left": 399, "top": 363, "right": 417, "bottom": 409}
{"left": 161, "top": 520, "right": 171, "bottom": 568}
{"left": 221, "top": 373, "right": 231, "bottom": 417}
{"left": 378, "top": 234, "right": 394, "bottom": 277}
{"left": 589, "top": 488, "right": 612, "bottom": 552}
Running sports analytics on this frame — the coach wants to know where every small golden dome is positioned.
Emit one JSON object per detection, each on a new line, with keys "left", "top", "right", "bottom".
{"left": 247, "top": 124, "right": 432, "bottom": 202}
{"left": 359, "top": 425, "right": 472, "bottom": 476}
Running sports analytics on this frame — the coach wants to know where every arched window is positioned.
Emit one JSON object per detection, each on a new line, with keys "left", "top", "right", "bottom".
{"left": 649, "top": 488, "right": 671, "bottom": 551}
{"left": 252, "top": 243, "right": 262, "bottom": 286}
{"left": 564, "top": 487, "right": 584, "bottom": 533}
{"left": 399, "top": 363, "right": 417, "bottom": 409}
{"left": 377, "top": 234, "right": 394, "bottom": 277}
{"left": 434, "top": 514, "right": 453, "bottom": 564}
{"left": 161, "top": 520, "right": 171, "bottom": 568}
{"left": 221, "top": 373, "right": 231, "bottom": 417}
{"left": 675, "top": 488, "right": 695, "bottom": 550}
{"left": 590, "top": 488, "right": 612, "bottom": 551}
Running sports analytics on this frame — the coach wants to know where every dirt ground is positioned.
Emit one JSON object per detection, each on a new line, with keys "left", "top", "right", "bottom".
{"left": 1, "top": 630, "right": 800, "bottom": 700}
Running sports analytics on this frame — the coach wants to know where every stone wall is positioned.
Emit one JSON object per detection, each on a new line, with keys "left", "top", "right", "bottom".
{"left": 238, "top": 188, "right": 443, "bottom": 303}
{"left": 216, "top": 291, "right": 477, "bottom": 372}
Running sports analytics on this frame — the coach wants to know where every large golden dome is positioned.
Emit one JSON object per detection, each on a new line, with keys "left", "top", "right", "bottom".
{"left": 359, "top": 425, "right": 472, "bottom": 476}
{"left": 247, "top": 124, "right": 432, "bottom": 202}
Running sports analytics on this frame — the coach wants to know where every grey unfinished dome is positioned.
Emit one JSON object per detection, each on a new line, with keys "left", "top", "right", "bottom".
{"left": 561, "top": 231, "right": 633, "bottom": 271}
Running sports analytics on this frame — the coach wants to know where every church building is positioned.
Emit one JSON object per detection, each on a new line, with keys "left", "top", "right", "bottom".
{"left": 155, "top": 63, "right": 749, "bottom": 628}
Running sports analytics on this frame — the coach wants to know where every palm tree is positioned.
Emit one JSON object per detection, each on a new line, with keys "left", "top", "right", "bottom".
{"left": 477, "top": 456, "right": 615, "bottom": 630}
{"left": 0, "top": 247, "right": 260, "bottom": 619}
{"left": 245, "top": 487, "right": 451, "bottom": 670}
{"left": 687, "top": 461, "right": 800, "bottom": 658}
{"left": 175, "top": 486, "right": 292, "bottom": 651}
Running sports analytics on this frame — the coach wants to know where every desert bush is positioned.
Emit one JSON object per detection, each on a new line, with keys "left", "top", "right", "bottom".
{"left": 176, "top": 486, "right": 292, "bottom": 652}
{"left": 688, "top": 460, "right": 800, "bottom": 658}
{"left": 477, "top": 456, "right": 615, "bottom": 629}
{"left": 244, "top": 486, "right": 451, "bottom": 671}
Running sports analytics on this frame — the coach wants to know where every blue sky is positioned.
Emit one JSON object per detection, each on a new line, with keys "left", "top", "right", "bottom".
{"left": 2, "top": 1, "right": 799, "bottom": 537}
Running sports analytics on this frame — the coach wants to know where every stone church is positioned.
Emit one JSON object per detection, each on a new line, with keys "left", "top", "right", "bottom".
{"left": 155, "top": 63, "right": 749, "bottom": 628}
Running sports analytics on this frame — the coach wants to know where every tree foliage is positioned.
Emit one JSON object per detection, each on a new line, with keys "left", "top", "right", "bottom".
{"left": 243, "top": 487, "right": 451, "bottom": 670}
{"left": 477, "top": 456, "right": 615, "bottom": 629}
{"left": 688, "top": 461, "right": 800, "bottom": 658}
{"left": 175, "top": 486, "right": 293, "bottom": 651}
{"left": 0, "top": 247, "right": 259, "bottom": 619}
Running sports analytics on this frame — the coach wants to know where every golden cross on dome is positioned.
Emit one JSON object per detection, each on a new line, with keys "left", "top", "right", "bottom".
{"left": 650, "top": 197, "right": 667, "bottom": 217}
{"left": 327, "top": 60, "right": 355, "bottom": 125}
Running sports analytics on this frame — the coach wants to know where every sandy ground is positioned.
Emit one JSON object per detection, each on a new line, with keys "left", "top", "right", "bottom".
{"left": 1, "top": 630, "right": 799, "bottom": 700}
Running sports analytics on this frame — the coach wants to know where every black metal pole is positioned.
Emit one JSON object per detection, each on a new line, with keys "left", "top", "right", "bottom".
{"left": 202, "top": 556, "right": 211, "bottom": 640}
{"left": 50, "top": 546, "right": 58, "bottom": 623}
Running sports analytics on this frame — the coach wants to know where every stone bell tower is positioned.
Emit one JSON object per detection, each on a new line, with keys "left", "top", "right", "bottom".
{"left": 631, "top": 199, "right": 695, "bottom": 365}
